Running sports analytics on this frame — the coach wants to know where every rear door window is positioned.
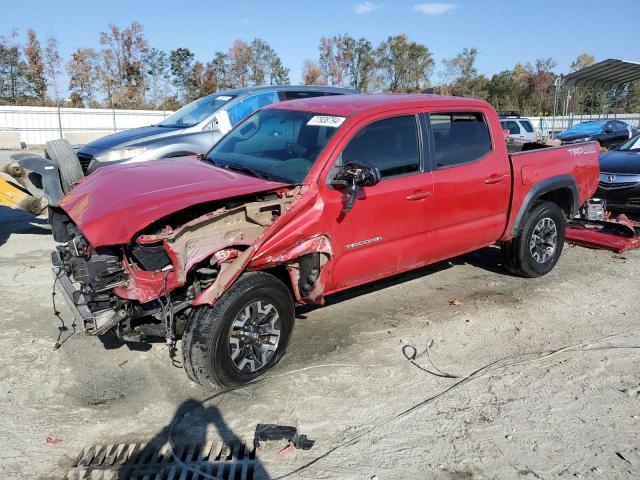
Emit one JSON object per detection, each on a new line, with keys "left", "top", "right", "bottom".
{"left": 280, "top": 90, "right": 331, "bottom": 101}
{"left": 430, "top": 112, "right": 492, "bottom": 168}
{"left": 519, "top": 120, "right": 534, "bottom": 133}
{"left": 226, "top": 91, "right": 280, "bottom": 127}
{"left": 341, "top": 115, "right": 420, "bottom": 178}
{"left": 505, "top": 121, "right": 520, "bottom": 135}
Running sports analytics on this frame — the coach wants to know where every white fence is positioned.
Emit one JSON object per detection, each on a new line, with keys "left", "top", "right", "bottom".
{"left": 0, "top": 105, "right": 172, "bottom": 147}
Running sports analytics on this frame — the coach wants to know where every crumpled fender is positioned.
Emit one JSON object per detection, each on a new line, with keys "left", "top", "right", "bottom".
{"left": 192, "top": 184, "right": 333, "bottom": 305}
{"left": 276, "top": 235, "right": 332, "bottom": 304}
{"left": 191, "top": 246, "right": 256, "bottom": 306}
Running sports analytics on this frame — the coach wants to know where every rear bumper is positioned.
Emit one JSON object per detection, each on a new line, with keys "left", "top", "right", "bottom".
{"left": 51, "top": 250, "right": 95, "bottom": 329}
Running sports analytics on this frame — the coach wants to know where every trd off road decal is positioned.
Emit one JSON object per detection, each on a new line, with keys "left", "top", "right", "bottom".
{"left": 344, "top": 236, "right": 383, "bottom": 249}
{"left": 568, "top": 145, "right": 597, "bottom": 156}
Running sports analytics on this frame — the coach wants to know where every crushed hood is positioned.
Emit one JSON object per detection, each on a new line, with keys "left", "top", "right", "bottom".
{"left": 59, "top": 156, "right": 288, "bottom": 247}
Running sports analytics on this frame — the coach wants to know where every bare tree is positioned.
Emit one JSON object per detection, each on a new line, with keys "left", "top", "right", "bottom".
{"left": 67, "top": 48, "right": 100, "bottom": 107}
{"left": 302, "top": 60, "right": 324, "bottom": 85}
{"left": 440, "top": 47, "right": 484, "bottom": 97}
{"left": 143, "top": 47, "right": 170, "bottom": 108}
{"left": 24, "top": 28, "right": 47, "bottom": 102}
{"left": 99, "top": 22, "right": 148, "bottom": 108}
{"left": 43, "top": 34, "right": 61, "bottom": 103}
{"left": 169, "top": 47, "right": 195, "bottom": 102}
{"left": 0, "top": 29, "right": 26, "bottom": 103}
{"left": 228, "top": 39, "right": 252, "bottom": 87}
{"left": 318, "top": 34, "right": 351, "bottom": 86}
{"left": 210, "top": 51, "right": 229, "bottom": 90}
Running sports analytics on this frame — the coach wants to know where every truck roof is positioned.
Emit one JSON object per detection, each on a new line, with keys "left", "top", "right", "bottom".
{"left": 267, "top": 93, "right": 492, "bottom": 117}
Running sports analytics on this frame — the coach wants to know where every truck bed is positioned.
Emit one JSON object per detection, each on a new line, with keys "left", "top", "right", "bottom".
{"left": 502, "top": 142, "right": 600, "bottom": 240}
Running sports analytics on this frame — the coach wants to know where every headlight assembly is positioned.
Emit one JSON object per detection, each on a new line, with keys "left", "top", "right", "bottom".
{"left": 95, "top": 147, "right": 147, "bottom": 163}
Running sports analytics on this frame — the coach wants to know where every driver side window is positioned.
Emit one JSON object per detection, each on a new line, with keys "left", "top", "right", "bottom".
{"left": 341, "top": 115, "right": 420, "bottom": 178}
{"left": 226, "top": 91, "right": 280, "bottom": 127}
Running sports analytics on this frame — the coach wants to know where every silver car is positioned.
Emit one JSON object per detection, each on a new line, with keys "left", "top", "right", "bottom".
{"left": 78, "top": 85, "right": 355, "bottom": 173}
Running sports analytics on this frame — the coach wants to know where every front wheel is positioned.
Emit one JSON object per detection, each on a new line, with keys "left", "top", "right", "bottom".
{"left": 182, "top": 271, "right": 295, "bottom": 389}
{"left": 502, "top": 201, "right": 565, "bottom": 278}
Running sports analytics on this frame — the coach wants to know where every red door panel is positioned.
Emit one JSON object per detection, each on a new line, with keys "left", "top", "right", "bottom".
{"left": 318, "top": 112, "right": 435, "bottom": 291}
{"left": 427, "top": 110, "right": 511, "bottom": 262}
{"left": 322, "top": 172, "right": 434, "bottom": 290}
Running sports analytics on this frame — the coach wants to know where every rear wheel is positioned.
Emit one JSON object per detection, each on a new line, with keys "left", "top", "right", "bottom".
{"left": 502, "top": 201, "right": 565, "bottom": 278}
{"left": 182, "top": 271, "right": 295, "bottom": 389}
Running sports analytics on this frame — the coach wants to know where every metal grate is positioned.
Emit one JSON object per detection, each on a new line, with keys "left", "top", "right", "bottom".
{"left": 64, "top": 441, "right": 260, "bottom": 480}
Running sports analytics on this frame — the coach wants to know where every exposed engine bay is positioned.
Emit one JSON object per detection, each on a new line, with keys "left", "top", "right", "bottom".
{"left": 50, "top": 187, "right": 303, "bottom": 343}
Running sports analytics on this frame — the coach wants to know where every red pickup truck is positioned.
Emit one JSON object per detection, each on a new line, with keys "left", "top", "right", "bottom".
{"left": 50, "top": 94, "right": 599, "bottom": 389}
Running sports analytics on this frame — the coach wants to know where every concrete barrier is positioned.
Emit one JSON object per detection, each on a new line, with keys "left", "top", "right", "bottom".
{"left": 63, "top": 131, "right": 113, "bottom": 146}
{"left": 0, "top": 131, "right": 22, "bottom": 150}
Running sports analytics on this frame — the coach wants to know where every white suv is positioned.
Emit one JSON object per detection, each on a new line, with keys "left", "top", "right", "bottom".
{"left": 499, "top": 114, "right": 537, "bottom": 143}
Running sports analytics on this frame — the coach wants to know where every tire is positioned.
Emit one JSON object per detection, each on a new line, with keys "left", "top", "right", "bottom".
{"left": 44, "top": 139, "right": 84, "bottom": 193}
{"left": 182, "top": 271, "right": 295, "bottom": 389}
{"left": 502, "top": 201, "right": 565, "bottom": 278}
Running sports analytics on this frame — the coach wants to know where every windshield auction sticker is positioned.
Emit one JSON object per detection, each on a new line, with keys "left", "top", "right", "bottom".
{"left": 307, "top": 115, "right": 346, "bottom": 128}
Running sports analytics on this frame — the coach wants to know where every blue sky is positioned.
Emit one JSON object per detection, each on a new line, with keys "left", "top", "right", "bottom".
{"left": 2, "top": 0, "right": 639, "bottom": 92}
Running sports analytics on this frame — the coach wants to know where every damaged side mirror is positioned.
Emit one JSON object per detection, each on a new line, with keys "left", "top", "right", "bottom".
{"left": 330, "top": 161, "right": 381, "bottom": 213}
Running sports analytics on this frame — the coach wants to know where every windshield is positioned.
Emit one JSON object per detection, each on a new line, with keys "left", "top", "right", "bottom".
{"left": 563, "top": 122, "right": 604, "bottom": 136}
{"left": 206, "top": 108, "right": 345, "bottom": 184}
{"left": 158, "top": 94, "right": 235, "bottom": 128}
{"left": 619, "top": 134, "right": 640, "bottom": 151}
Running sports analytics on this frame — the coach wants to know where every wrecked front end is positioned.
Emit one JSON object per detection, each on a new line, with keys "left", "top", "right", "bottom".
{"left": 50, "top": 186, "right": 307, "bottom": 343}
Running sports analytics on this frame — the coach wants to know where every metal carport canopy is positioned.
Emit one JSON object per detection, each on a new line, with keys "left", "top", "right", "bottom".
{"left": 561, "top": 59, "right": 640, "bottom": 89}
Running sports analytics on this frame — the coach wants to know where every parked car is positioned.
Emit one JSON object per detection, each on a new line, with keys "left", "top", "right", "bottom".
{"left": 499, "top": 113, "right": 537, "bottom": 143}
{"left": 76, "top": 85, "right": 355, "bottom": 174}
{"left": 556, "top": 119, "right": 638, "bottom": 148}
{"left": 49, "top": 94, "right": 599, "bottom": 389}
{"left": 594, "top": 134, "right": 640, "bottom": 212}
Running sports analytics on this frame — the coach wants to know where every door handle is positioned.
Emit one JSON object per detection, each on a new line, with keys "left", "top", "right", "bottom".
{"left": 484, "top": 174, "right": 505, "bottom": 184}
{"left": 406, "top": 190, "right": 432, "bottom": 201}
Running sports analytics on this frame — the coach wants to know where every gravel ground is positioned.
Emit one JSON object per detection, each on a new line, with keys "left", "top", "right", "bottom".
{"left": 0, "top": 173, "right": 639, "bottom": 479}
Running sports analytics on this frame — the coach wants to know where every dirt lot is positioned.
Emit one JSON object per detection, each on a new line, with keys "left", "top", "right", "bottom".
{"left": 1, "top": 155, "right": 639, "bottom": 478}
